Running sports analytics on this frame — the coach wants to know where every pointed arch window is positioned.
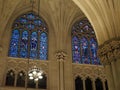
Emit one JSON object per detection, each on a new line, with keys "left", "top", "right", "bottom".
{"left": 85, "top": 78, "right": 92, "bottom": 90}
{"left": 8, "top": 12, "right": 48, "bottom": 60}
{"left": 16, "top": 71, "right": 26, "bottom": 87}
{"left": 75, "top": 76, "right": 83, "bottom": 90}
{"left": 72, "top": 18, "right": 100, "bottom": 65}
{"left": 95, "top": 78, "right": 103, "bottom": 90}
{"left": 5, "top": 70, "right": 15, "bottom": 86}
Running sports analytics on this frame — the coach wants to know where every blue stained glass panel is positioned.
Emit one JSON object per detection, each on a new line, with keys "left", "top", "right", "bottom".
{"left": 9, "top": 30, "right": 19, "bottom": 57}
{"left": 83, "top": 25, "right": 89, "bottom": 31}
{"left": 72, "top": 36, "right": 81, "bottom": 63}
{"left": 26, "top": 24, "right": 34, "bottom": 30}
{"left": 19, "top": 18, "right": 27, "bottom": 24}
{"left": 81, "top": 37, "right": 90, "bottom": 64}
{"left": 9, "top": 12, "right": 48, "bottom": 60}
{"left": 90, "top": 38, "right": 99, "bottom": 64}
{"left": 34, "top": 20, "right": 42, "bottom": 26}
{"left": 72, "top": 18, "right": 100, "bottom": 65}
{"left": 27, "top": 13, "right": 35, "bottom": 20}
{"left": 30, "top": 32, "right": 38, "bottom": 59}
{"left": 39, "top": 32, "right": 48, "bottom": 60}
{"left": 20, "top": 31, "right": 28, "bottom": 58}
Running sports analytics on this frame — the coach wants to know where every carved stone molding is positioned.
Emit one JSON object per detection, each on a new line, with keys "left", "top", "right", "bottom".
{"left": 72, "top": 64, "right": 106, "bottom": 81}
{"left": 7, "top": 58, "right": 49, "bottom": 75}
{"left": 98, "top": 39, "right": 120, "bottom": 65}
{"left": 55, "top": 50, "right": 67, "bottom": 61}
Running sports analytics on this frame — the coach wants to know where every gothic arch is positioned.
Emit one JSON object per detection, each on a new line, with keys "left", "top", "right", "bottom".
{"left": 1, "top": 2, "right": 56, "bottom": 59}
{"left": 72, "top": 0, "right": 113, "bottom": 45}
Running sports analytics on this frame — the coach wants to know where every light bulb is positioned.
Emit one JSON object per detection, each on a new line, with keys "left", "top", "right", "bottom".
{"left": 38, "top": 72, "right": 42, "bottom": 76}
{"left": 33, "top": 71, "right": 37, "bottom": 75}
{"left": 29, "top": 76, "right": 33, "bottom": 80}
{"left": 19, "top": 73, "right": 23, "bottom": 76}
{"left": 39, "top": 75, "right": 43, "bottom": 79}
{"left": 35, "top": 78, "right": 38, "bottom": 81}
{"left": 28, "top": 73, "right": 32, "bottom": 76}
{"left": 10, "top": 72, "right": 13, "bottom": 76}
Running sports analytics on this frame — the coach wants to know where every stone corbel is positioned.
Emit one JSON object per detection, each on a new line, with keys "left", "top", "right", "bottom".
{"left": 55, "top": 50, "right": 67, "bottom": 61}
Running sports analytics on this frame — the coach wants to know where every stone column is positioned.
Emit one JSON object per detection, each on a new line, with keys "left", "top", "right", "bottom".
{"left": 25, "top": 72, "right": 28, "bottom": 88}
{"left": 116, "top": 59, "right": 120, "bottom": 90}
{"left": 83, "top": 78, "right": 86, "bottom": 90}
{"left": 107, "top": 51, "right": 119, "bottom": 90}
{"left": 47, "top": 75, "right": 48, "bottom": 90}
{"left": 98, "top": 43, "right": 115, "bottom": 90}
{"left": 111, "top": 61, "right": 119, "bottom": 90}
{"left": 55, "top": 50, "right": 67, "bottom": 90}
{"left": 14, "top": 73, "right": 17, "bottom": 86}
{"left": 60, "top": 60, "right": 64, "bottom": 90}
{"left": 99, "top": 56, "right": 115, "bottom": 90}
{"left": 92, "top": 79, "right": 96, "bottom": 90}
{"left": 104, "top": 63, "right": 115, "bottom": 90}
{"left": 110, "top": 40, "right": 120, "bottom": 90}
{"left": 103, "top": 80, "right": 106, "bottom": 90}
{"left": 112, "top": 40, "right": 120, "bottom": 90}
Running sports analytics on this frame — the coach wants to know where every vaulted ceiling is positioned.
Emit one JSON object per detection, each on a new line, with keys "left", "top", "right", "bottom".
{"left": 0, "top": 0, "right": 120, "bottom": 46}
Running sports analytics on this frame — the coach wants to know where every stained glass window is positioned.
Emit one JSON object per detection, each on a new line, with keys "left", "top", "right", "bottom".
{"left": 39, "top": 32, "right": 48, "bottom": 60}
{"left": 9, "top": 12, "right": 48, "bottom": 60}
{"left": 90, "top": 38, "right": 99, "bottom": 64}
{"left": 72, "top": 18, "right": 100, "bottom": 65}
{"left": 20, "top": 31, "right": 28, "bottom": 58}
{"left": 81, "top": 37, "right": 90, "bottom": 64}
{"left": 5, "top": 70, "right": 15, "bottom": 86}
{"left": 72, "top": 36, "right": 81, "bottom": 63}
{"left": 9, "top": 30, "right": 19, "bottom": 57}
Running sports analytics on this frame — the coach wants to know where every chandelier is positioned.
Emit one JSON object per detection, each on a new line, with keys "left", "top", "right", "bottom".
{"left": 28, "top": 66, "right": 43, "bottom": 81}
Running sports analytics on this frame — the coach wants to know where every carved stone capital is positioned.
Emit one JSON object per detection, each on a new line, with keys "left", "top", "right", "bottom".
{"left": 107, "top": 51, "right": 116, "bottom": 62}
{"left": 98, "top": 39, "right": 120, "bottom": 64}
{"left": 100, "top": 55, "right": 110, "bottom": 65}
{"left": 110, "top": 40, "right": 120, "bottom": 49}
{"left": 55, "top": 50, "right": 67, "bottom": 61}
{"left": 113, "top": 48, "right": 120, "bottom": 59}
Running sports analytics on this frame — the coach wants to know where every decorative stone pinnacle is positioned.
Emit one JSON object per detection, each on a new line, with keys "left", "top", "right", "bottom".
{"left": 55, "top": 50, "right": 67, "bottom": 61}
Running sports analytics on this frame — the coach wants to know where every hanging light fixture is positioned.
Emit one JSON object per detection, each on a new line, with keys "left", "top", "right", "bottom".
{"left": 28, "top": 66, "right": 43, "bottom": 81}
{"left": 27, "top": 0, "right": 43, "bottom": 82}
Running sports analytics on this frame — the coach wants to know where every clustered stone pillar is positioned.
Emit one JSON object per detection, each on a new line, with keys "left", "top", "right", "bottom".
{"left": 98, "top": 39, "right": 120, "bottom": 90}
{"left": 55, "top": 50, "right": 67, "bottom": 90}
